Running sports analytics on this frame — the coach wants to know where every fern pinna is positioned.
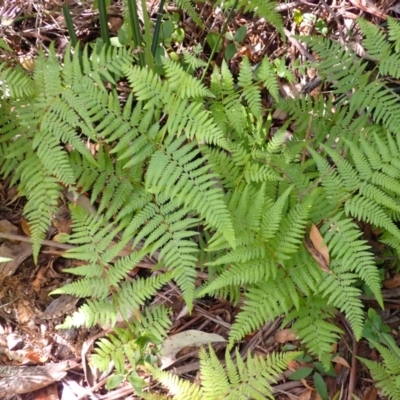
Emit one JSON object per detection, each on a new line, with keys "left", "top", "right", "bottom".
{"left": 3, "top": 14, "right": 400, "bottom": 396}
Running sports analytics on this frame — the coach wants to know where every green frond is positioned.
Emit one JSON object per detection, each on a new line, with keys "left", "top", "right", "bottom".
{"left": 151, "top": 346, "right": 299, "bottom": 400}
{"left": 269, "top": 198, "right": 312, "bottom": 263}
{"left": 164, "top": 58, "right": 213, "bottom": 99}
{"left": 229, "top": 271, "right": 299, "bottom": 345}
{"left": 321, "top": 214, "right": 382, "bottom": 303}
{"left": 357, "top": 18, "right": 391, "bottom": 62}
{"left": 17, "top": 155, "right": 62, "bottom": 260}
{"left": 56, "top": 273, "right": 172, "bottom": 329}
{"left": 287, "top": 246, "right": 323, "bottom": 296}
{"left": 0, "top": 63, "right": 35, "bottom": 98}
{"left": 302, "top": 35, "right": 367, "bottom": 94}
{"left": 91, "top": 306, "right": 172, "bottom": 373}
{"left": 146, "top": 136, "right": 235, "bottom": 249}
{"left": 284, "top": 296, "right": 342, "bottom": 368}
{"left": 175, "top": 0, "right": 203, "bottom": 27}
{"left": 388, "top": 16, "right": 400, "bottom": 53}
{"left": 201, "top": 346, "right": 299, "bottom": 400}
{"left": 319, "top": 273, "right": 364, "bottom": 339}
{"left": 126, "top": 64, "right": 229, "bottom": 149}
{"left": 261, "top": 185, "right": 292, "bottom": 241}
{"left": 238, "top": 57, "right": 262, "bottom": 118}
{"left": 199, "top": 261, "right": 275, "bottom": 297}
{"left": 203, "top": 146, "right": 241, "bottom": 189}
{"left": 359, "top": 342, "right": 400, "bottom": 400}
{"left": 150, "top": 368, "right": 203, "bottom": 400}
{"left": 256, "top": 57, "right": 279, "bottom": 101}
{"left": 345, "top": 194, "right": 400, "bottom": 240}
{"left": 238, "top": 0, "right": 284, "bottom": 37}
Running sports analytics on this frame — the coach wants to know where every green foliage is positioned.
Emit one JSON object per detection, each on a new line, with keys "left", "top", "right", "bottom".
{"left": 359, "top": 342, "right": 400, "bottom": 400}
{"left": 4, "top": 9, "right": 400, "bottom": 397}
{"left": 91, "top": 306, "right": 172, "bottom": 393}
{"left": 144, "top": 347, "right": 300, "bottom": 400}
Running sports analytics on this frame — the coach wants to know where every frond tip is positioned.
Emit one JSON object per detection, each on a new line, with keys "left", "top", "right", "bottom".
{"left": 150, "top": 346, "right": 300, "bottom": 400}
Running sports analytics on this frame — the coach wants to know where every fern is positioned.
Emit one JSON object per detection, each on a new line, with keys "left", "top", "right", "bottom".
{"left": 5, "top": 9, "right": 400, "bottom": 394}
{"left": 359, "top": 342, "right": 400, "bottom": 400}
{"left": 91, "top": 306, "right": 172, "bottom": 372}
{"left": 148, "top": 346, "right": 299, "bottom": 400}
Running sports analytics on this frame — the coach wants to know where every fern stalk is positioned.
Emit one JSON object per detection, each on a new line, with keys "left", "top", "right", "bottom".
{"left": 126, "top": 0, "right": 146, "bottom": 67}
{"left": 140, "top": 0, "right": 155, "bottom": 69}
{"left": 200, "top": 0, "right": 239, "bottom": 83}
{"left": 97, "top": 0, "right": 111, "bottom": 45}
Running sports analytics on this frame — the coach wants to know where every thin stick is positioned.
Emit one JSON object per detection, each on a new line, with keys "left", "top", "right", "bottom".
{"left": 0, "top": 232, "right": 75, "bottom": 250}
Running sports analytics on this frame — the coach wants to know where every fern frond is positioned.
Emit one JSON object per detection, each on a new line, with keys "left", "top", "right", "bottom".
{"left": 357, "top": 18, "right": 391, "bottom": 62}
{"left": 319, "top": 273, "right": 364, "bottom": 339}
{"left": 284, "top": 296, "right": 342, "bottom": 368}
{"left": 229, "top": 271, "right": 299, "bottom": 345}
{"left": 388, "top": 16, "right": 400, "bottom": 53}
{"left": 256, "top": 57, "right": 279, "bottom": 101}
{"left": 91, "top": 306, "right": 172, "bottom": 373}
{"left": 321, "top": 214, "right": 382, "bottom": 303}
{"left": 56, "top": 273, "right": 172, "bottom": 329}
{"left": 17, "top": 155, "right": 62, "bottom": 260}
{"left": 146, "top": 136, "right": 235, "bottom": 249}
{"left": 359, "top": 342, "right": 400, "bottom": 400}
{"left": 151, "top": 346, "right": 299, "bottom": 400}
{"left": 0, "top": 64, "right": 35, "bottom": 98}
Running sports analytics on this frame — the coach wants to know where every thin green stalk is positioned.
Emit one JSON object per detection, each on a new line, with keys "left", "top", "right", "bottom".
{"left": 62, "top": 5, "right": 78, "bottom": 47}
{"left": 140, "top": 0, "right": 154, "bottom": 69}
{"left": 126, "top": 0, "right": 145, "bottom": 67}
{"left": 97, "top": 0, "right": 110, "bottom": 45}
{"left": 151, "top": 0, "right": 166, "bottom": 56}
{"left": 200, "top": 0, "right": 239, "bottom": 83}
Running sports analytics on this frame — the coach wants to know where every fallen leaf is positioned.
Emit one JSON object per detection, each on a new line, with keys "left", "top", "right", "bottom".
{"left": 161, "top": 330, "right": 226, "bottom": 369}
{"left": 332, "top": 355, "right": 350, "bottom": 369}
{"left": 274, "top": 328, "right": 297, "bottom": 343}
{"left": 0, "top": 220, "right": 18, "bottom": 235}
{"left": 383, "top": 273, "right": 400, "bottom": 289}
{"left": 0, "top": 361, "right": 73, "bottom": 396}
{"left": 0, "top": 241, "right": 32, "bottom": 276}
{"left": 364, "top": 386, "right": 378, "bottom": 400}
{"left": 16, "top": 299, "right": 35, "bottom": 324}
{"left": 20, "top": 218, "right": 32, "bottom": 237}
{"left": 304, "top": 224, "right": 331, "bottom": 273}
{"left": 309, "top": 224, "right": 330, "bottom": 265}
{"left": 298, "top": 390, "right": 313, "bottom": 400}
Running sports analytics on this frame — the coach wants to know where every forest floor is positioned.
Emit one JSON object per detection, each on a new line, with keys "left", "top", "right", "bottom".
{"left": 0, "top": 0, "right": 399, "bottom": 399}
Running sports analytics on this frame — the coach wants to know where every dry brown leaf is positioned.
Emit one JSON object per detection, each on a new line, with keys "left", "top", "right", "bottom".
{"left": 304, "top": 224, "right": 331, "bottom": 273}
{"left": 298, "top": 390, "right": 313, "bottom": 400}
{"left": 332, "top": 355, "right": 350, "bottom": 369}
{"left": 383, "top": 273, "right": 400, "bottom": 289}
{"left": 0, "top": 220, "right": 18, "bottom": 235}
{"left": 274, "top": 328, "right": 297, "bottom": 343}
{"left": 0, "top": 241, "right": 33, "bottom": 276}
{"left": 0, "top": 361, "right": 72, "bottom": 396}
{"left": 161, "top": 330, "right": 226, "bottom": 369}
{"left": 30, "top": 383, "right": 59, "bottom": 400}
{"left": 309, "top": 224, "right": 329, "bottom": 265}
{"left": 16, "top": 299, "right": 35, "bottom": 324}
{"left": 20, "top": 218, "right": 32, "bottom": 237}
{"left": 364, "top": 386, "right": 378, "bottom": 400}
{"left": 299, "top": 387, "right": 322, "bottom": 400}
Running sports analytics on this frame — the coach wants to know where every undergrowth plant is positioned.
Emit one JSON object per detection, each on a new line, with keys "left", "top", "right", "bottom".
{"left": 1, "top": 0, "right": 400, "bottom": 395}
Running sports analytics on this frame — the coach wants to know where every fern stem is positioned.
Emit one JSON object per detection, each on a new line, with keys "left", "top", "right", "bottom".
{"left": 200, "top": 0, "right": 239, "bottom": 83}
{"left": 151, "top": 0, "right": 166, "bottom": 57}
{"left": 97, "top": 0, "right": 110, "bottom": 45}
{"left": 126, "top": 0, "right": 145, "bottom": 67}
{"left": 62, "top": 5, "right": 78, "bottom": 47}
{"left": 140, "top": 0, "right": 154, "bottom": 69}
